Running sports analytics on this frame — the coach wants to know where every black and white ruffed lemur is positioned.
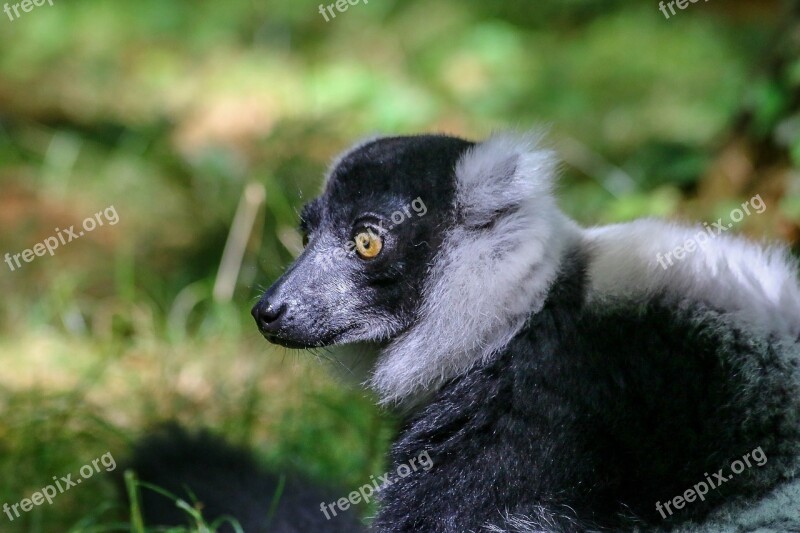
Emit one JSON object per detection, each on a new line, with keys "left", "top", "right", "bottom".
{"left": 133, "top": 132, "right": 800, "bottom": 532}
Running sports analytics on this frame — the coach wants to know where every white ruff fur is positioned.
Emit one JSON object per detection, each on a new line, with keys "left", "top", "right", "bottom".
{"left": 366, "top": 131, "right": 800, "bottom": 405}
{"left": 585, "top": 220, "right": 800, "bottom": 341}
{"left": 370, "top": 132, "right": 581, "bottom": 405}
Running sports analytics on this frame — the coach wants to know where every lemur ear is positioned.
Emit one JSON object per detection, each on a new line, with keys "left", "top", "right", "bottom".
{"left": 454, "top": 131, "right": 558, "bottom": 229}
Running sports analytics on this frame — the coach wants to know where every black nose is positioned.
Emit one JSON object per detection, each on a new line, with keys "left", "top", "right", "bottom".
{"left": 252, "top": 300, "right": 285, "bottom": 332}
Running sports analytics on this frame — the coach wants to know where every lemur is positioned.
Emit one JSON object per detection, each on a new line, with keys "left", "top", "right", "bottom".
{"left": 132, "top": 132, "right": 800, "bottom": 532}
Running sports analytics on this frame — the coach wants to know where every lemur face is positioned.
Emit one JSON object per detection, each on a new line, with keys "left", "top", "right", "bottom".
{"left": 252, "top": 135, "right": 473, "bottom": 349}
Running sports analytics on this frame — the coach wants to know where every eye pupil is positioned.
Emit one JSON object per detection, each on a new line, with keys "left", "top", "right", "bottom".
{"left": 354, "top": 230, "right": 382, "bottom": 259}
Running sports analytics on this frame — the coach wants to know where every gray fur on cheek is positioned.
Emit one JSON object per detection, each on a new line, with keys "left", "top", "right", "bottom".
{"left": 369, "top": 131, "right": 581, "bottom": 405}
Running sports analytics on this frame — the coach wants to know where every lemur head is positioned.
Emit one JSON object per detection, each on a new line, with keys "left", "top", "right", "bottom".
{"left": 253, "top": 132, "right": 578, "bottom": 404}
{"left": 252, "top": 135, "right": 472, "bottom": 348}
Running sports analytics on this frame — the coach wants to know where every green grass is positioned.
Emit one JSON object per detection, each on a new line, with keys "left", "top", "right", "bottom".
{"left": 0, "top": 309, "right": 391, "bottom": 531}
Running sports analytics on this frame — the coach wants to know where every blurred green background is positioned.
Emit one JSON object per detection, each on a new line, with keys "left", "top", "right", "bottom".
{"left": 0, "top": 0, "right": 799, "bottom": 530}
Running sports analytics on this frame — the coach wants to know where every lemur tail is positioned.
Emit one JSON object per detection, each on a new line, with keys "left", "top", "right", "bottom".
{"left": 119, "top": 424, "right": 364, "bottom": 532}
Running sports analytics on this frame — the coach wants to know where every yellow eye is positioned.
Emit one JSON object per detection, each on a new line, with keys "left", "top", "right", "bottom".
{"left": 354, "top": 231, "right": 382, "bottom": 259}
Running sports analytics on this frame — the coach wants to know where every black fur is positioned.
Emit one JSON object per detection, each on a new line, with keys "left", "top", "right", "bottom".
{"left": 373, "top": 249, "right": 800, "bottom": 531}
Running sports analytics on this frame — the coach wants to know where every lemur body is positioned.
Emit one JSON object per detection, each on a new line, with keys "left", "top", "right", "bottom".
{"left": 252, "top": 133, "right": 800, "bottom": 531}
{"left": 132, "top": 132, "right": 800, "bottom": 532}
